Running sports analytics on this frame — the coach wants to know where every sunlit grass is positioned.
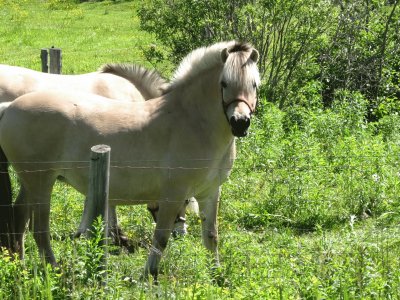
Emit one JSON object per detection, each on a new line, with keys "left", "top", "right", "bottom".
{"left": 0, "top": 0, "right": 171, "bottom": 74}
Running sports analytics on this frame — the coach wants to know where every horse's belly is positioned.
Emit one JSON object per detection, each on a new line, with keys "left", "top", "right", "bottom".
{"left": 108, "top": 169, "right": 163, "bottom": 205}
{"left": 107, "top": 167, "right": 210, "bottom": 205}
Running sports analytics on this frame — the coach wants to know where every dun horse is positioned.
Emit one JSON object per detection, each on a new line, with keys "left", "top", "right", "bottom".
{"left": 0, "top": 63, "right": 192, "bottom": 248}
{"left": 0, "top": 63, "right": 167, "bottom": 103}
{"left": 0, "top": 41, "right": 260, "bottom": 279}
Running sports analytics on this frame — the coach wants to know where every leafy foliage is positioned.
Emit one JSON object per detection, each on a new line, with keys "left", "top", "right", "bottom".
{"left": 139, "top": 0, "right": 400, "bottom": 119}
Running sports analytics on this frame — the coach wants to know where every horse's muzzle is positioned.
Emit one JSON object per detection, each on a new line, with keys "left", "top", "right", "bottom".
{"left": 230, "top": 115, "right": 250, "bottom": 137}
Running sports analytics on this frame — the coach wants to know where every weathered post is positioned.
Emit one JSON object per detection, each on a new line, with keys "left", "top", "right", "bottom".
{"left": 86, "top": 144, "right": 111, "bottom": 282}
{"left": 40, "top": 49, "right": 48, "bottom": 73}
{"left": 49, "top": 47, "right": 62, "bottom": 74}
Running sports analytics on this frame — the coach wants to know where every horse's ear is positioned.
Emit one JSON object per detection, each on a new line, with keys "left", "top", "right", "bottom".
{"left": 250, "top": 49, "right": 259, "bottom": 63}
{"left": 221, "top": 48, "right": 229, "bottom": 63}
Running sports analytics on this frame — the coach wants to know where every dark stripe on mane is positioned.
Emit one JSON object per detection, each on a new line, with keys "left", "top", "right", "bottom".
{"left": 227, "top": 42, "right": 252, "bottom": 53}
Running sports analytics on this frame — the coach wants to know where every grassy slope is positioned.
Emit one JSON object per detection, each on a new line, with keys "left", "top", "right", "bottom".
{"left": 0, "top": 1, "right": 400, "bottom": 299}
{"left": 0, "top": 0, "right": 170, "bottom": 73}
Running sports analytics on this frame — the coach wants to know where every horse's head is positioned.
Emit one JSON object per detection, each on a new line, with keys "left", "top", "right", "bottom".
{"left": 220, "top": 43, "right": 260, "bottom": 137}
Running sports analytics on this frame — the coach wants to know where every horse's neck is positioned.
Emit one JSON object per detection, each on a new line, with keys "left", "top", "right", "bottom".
{"left": 167, "top": 66, "right": 235, "bottom": 157}
{"left": 175, "top": 66, "right": 232, "bottom": 137}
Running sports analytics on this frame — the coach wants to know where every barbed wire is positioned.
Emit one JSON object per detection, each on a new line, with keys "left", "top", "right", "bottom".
{"left": 0, "top": 155, "right": 398, "bottom": 236}
{"left": 2, "top": 220, "right": 400, "bottom": 237}
{"left": 1, "top": 153, "right": 398, "bottom": 166}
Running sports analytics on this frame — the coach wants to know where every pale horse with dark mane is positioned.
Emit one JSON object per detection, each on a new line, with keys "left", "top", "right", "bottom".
{"left": 0, "top": 41, "right": 260, "bottom": 279}
{"left": 0, "top": 63, "right": 192, "bottom": 249}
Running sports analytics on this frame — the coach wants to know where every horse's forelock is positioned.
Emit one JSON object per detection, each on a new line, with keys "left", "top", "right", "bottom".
{"left": 222, "top": 49, "right": 260, "bottom": 89}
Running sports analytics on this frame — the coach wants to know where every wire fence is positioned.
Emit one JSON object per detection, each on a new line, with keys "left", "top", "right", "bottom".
{"left": 1, "top": 152, "right": 399, "bottom": 219}
{"left": 1, "top": 154, "right": 400, "bottom": 291}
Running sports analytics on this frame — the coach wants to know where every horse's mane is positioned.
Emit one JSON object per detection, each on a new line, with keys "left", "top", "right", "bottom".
{"left": 167, "top": 41, "right": 255, "bottom": 92}
{"left": 99, "top": 63, "right": 168, "bottom": 99}
{"left": 168, "top": 41, "right": 234, "bottom": 90}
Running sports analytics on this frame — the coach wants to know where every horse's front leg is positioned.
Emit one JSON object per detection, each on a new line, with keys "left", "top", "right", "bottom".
{"left": 143, "top": 200, "right": 184, "bottom": 280}
{"left": 197, "top": 187, "right": 220, "bottom": 267}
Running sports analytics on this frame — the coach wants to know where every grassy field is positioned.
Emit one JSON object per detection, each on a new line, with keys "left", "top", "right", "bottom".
{"left": 1, "top": 1, "right": 400, "bottom": 299}
{"left": 0, "top": 0, "right": 171, "bottom": 73}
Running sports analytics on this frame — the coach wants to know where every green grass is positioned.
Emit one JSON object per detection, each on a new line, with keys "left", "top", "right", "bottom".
{"left": 1, "top": 1, "right": 400, "bottom": 299}
{"left": 0, "top": 0, "right": 172, "bottom": 74}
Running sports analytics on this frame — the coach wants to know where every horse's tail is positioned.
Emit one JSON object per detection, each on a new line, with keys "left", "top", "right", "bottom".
{"left": 0, "top": 102, "right": 14, "bottom": 249}
{"left": 0, "top": 145, "right": 13, "bottom": 250}
{"left": 0, "top": 102, "right": 11, "bottom": 119}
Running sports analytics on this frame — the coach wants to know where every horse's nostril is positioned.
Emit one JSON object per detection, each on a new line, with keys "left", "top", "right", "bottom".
{"left": 229, "top": 116, "right": 251, "bottom": 137}
{"left": 230, "top": 116, "right": 250, "bottom": 127}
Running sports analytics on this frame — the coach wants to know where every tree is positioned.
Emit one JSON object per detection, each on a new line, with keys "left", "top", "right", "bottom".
{"left": 139, "top": 0, "right": 400, "bottom": 118}
{"left": 139, "top": 0, "right": 331, "bottom": 108}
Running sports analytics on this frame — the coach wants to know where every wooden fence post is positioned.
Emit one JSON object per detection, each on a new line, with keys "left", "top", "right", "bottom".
{"left": 86, "top": 144, "right": 111, "bottom": 280}
{"left": 49, "top": 47, "right": 62, "bottom": 74}
{"left": 40, "top": 47, "right": 62, "bottom": 74}
{"left": 40, "top": 49, "right": 48, "bottom": 73}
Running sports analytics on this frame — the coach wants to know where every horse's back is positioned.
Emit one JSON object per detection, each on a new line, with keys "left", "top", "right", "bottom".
{"left": 0, "top": 64, "right": 42, "bottom": 102}
{"left": 0, "top": 64, "right": 145, "bottom": 103}
{"left": 0, "top": 91, "right": 80, "bottom": 163}
{"left": 0, "top": 90, "right": 146, "bottom": 155}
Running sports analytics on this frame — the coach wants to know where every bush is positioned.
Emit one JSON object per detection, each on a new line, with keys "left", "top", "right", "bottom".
{"left": 138, "top": 0, "right": 400, "bottom": 119}
{"left": 222, "top": 93, "right": 400, "bottom": 231}
{"left": 138, "top": 0, "right": 331, "bottom": 107}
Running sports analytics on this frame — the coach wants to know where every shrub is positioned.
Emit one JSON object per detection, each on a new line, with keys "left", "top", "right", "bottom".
{"left": 138, "top": 0, "right": 400, "bottom": 119}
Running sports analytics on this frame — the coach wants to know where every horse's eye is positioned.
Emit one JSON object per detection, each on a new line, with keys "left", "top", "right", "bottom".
{"left": 253, "top": 82, "right": 257, "bottom": 89}
{"left": 220, "top": 81, "right": 227, "bottom": 88}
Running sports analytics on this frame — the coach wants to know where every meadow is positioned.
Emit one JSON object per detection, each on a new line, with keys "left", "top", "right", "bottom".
{"left": 1, "top": 1, "right": 400, "bottom": 299}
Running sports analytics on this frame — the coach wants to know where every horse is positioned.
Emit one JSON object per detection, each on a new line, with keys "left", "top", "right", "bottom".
{"left": 0, "top": 63, "right": 167, "bottom": 103}
{"left": 0, "top": 41, "right": 260, "bottom": 279}
{"left": 0, "top": 63, "right": 190, "bottom": 249}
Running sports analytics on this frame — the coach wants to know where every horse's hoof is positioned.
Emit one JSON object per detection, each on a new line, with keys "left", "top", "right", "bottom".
{"left": 172, "top": 222, "right": 188, "bottom": 238}
{"left": 72, "top": 231, "right": 82, "bottom": 239}
{"left": 210, "top": 265, "right": 227, "bottom": 287}
{"left": 117, "top": 236, "right": 137, "bottom": 253}
{"left": 139, "top": 273, "right": 158, "bottom": 285}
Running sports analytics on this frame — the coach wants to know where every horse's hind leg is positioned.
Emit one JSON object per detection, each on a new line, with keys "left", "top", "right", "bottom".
{"left": 31, "top": 196, "right": 56, "bottom": 266}
{"left": 75, "top": 200, "right": 134, "bottom": 252}
{"left": 147, "top": 198, "right": 198, "bottom": 237}
{"left": 19, "top": 174, "right": 57, "bottom": 266}
{"left": 12, "top": 186, "right": 30, "bottom": 259}
{"left": 144, "top": 201, "right": 183, "bottom": 280}
{"left": 74, "top": 196, "right": 90, "bottom": 238}
{"left": 107, "top": 204, "right": 135, "bottom": 252}
{"left": 148, "top": 202, "right": 186, "bottom": 236}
